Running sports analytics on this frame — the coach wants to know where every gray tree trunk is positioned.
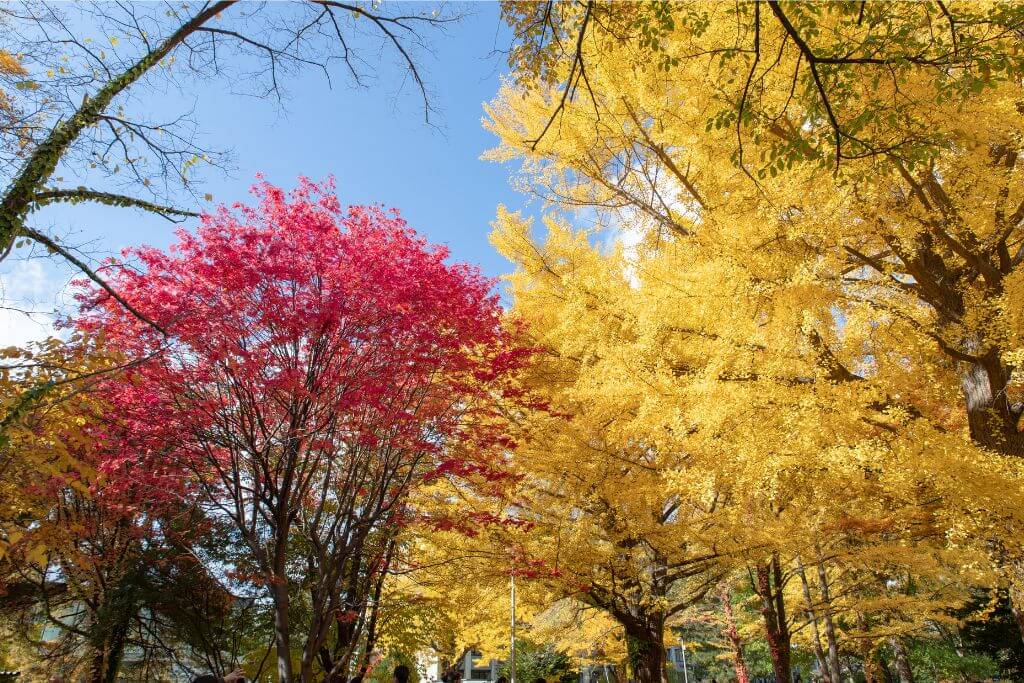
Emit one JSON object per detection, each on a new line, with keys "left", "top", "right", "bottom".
{"left": 796, "top": 558, "right": 830, "bottom": 683}
{"left": 815, "top": 549, "right": 843, "bottom": 683}
{"left": 889, "top": 637, "right": 914, "bottom": 683}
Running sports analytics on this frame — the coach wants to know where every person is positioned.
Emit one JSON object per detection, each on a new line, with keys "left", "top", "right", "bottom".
{"left": 394, "top": 665, "right": 411, "bottom": 683}
{"left": 193, "top": 669, "right": 245, "bottom": 683}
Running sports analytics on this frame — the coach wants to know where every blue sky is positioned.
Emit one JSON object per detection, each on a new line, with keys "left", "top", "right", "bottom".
{"left": 1, "top": 2, "right": 534, "bottom": 346}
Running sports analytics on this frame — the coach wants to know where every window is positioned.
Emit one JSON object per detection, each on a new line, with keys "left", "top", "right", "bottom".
{"left": 468, "top": 651, "right": 491, "bottom": 680}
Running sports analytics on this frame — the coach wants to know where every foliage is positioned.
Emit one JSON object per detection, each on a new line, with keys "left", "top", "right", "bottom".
{"left": 75, "top": 177, "right": 523, "bottom": 682}
{"left": 954, "top": 592, "right": 1024, "bottom": 680}
{"left": 485, "top": 197, "right": 1019, "bottom": 679}
{"left": 0, "top": 2, "right": 457, "bottom": 439}
{"left": 907, "top": 640, "right": 999, "bottom": 683}
{"left": 480, "top": 1, "right": 1024, "bottom": 681}
{"left": 499, "top": 638, "right": 577, "bottom": 683}
{"left": 367, "top": 651, "right": 421, "bottom": 683}
{"left": 491, "top": 0, "right": 1024, "bottom": 458}
{"left": 501, "top": 1, "right": 1024, "bottom": 172}
{"left": 0, "top": 339, "right": 265, "bottom": 681}
{"left": 7, "top": 2, "right": 1024, "bottom": 681}
{"left": 0, "top": 335, "right": 114, "bottom": 562}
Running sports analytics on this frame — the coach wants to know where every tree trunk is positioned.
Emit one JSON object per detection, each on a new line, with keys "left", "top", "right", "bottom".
{"left": 86, "top": 583, "right": 135, "bottom": 683}
{"left": 87, "top": 647, "right": 107, "bottom": 683}
{"left": 718, "top": 585, "right": 751, "bottom": 683}
{"left": 961, "top": 350, "right": 1024, "bottom": 456}
{"left": 102, "top": 614, "right": 131, "bottom": 683}
{"left": 815, "top": 550, "right": 843, "bottom": 683}
{"left": 352, "top": 550, "right": 390, "bottom": 680}
{"left": 624, "top": 620, "right": 666, "bottom": 683}
{"left": 889, "top": 637, "right": 914, "bottom": 683}
{"left": 86, "top": 625, "right": 130, "bottom": 683}
{"left": 1010, "top": 571, "right": 1024, "bottom": 645}
{"left": 856, "top": 613, "right": 876, "bottom": 683}
{"left": 796, "top": 559, "right": 830, "bottom": 683}
{"left": 1012, "top": 599, "right": 1024, "bottom": 645}
{"left": 755, "top": 558, "right": 792, "bottom": 683}
{"left": 300, "top": 656, "right": 316, "bottom": 683}
{"left": 877, "top": 656, "right": 894, "bottom": 683}
{"left": 271, "top": 578, "right": 295, "bottom": 682}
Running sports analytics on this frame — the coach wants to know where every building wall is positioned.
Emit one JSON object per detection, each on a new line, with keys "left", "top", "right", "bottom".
{"left": 418, "top": 650, "right": 506, "bottom": 683}
{"left": 421, "top": 646, "right": 690, "bottom": 683}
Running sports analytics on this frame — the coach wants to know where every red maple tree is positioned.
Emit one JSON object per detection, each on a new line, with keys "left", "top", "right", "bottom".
{"left": 77, "top": 177, "right": 525, "bottom": 682}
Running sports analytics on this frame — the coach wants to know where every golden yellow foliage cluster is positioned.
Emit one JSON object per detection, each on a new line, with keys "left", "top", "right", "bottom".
{"left": 408, "top": 2, "right": 1024, "bottom": 677}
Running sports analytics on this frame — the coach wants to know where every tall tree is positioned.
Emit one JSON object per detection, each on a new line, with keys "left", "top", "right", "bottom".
{"left": 77, "top": 178, "right": 522, "bottom": 682}
{"left": 494, "top": 0, "right": 1024, "bottom": 457}
{"left": 0, "top": 334, "right": 115, "bottom": 562}
{"left": 486, "top": 149, "right": 1024, "bottom": 683}
{"left": 489, "top": 0, "right": 1024, "bottom": 633}
{"left": 0, "top": 335, "right": 259, "bottom": 682}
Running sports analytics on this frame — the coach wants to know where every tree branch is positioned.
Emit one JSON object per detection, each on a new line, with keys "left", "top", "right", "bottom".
{"left": 527, "top": 0, "right": 594, "bottom": 150}
{"left": 0, "top": 0, "right": 235, "bottom": 258}
{"left": 30, "top": 188, "right": 199, "bottom": 221}
{"left": 20, "top": 226, "right": 166, "bottom": 334}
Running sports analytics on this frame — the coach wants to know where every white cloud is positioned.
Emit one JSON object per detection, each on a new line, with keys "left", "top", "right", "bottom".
{"left": 0, "top": 259, "right": 66, "bottom": 348}
{"left": 0, "top": 307, "right": 54, "bottom": 348}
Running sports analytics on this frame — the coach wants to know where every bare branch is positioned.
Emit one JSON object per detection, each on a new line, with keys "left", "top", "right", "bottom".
{"left": 19, "top": 225, "right": 166, "bottom": 334}
{"left": 527, "top": 0, "right": 594, "bottom": 150}
{"left": 31, "top": 188, "right": 199, "bottom": 221}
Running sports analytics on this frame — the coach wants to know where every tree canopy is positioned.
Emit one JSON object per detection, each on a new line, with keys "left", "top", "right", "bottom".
{"left": 5, "top": 2, "right": 1024, "bottom": 682}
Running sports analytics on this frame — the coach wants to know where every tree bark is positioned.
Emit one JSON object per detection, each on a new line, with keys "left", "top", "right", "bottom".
{"left": 877, "top": 656, "right": 895, "bottom": 683}
{"left": 889, "top": 636, "right": 914, "bottom": 683}
{"left": 102, "top": 613, "right": 131, "bottom": 683}
{"left": 271, "top": 575, "right": 295, "bottom": 682}
{"left": 877, "top": 211, "right": 1024, "bottom": 459}
{"left": 1012, "top": 598, "right": 1024, "bottom": 645}
{"left": 86, "top": 582, "right": 135, "bottom": 683}
{"left": 961, "top": 350, "right": 1024, "bottom": 456}
{"left": 300, "top": 652, "right": 316, "bottom": 683}
{"left": 87, "top": 647, "right": 107, "bottom": 683}
{"left": 1009, "top": 565, "right": 1024, "bottom": 645}
{"left": 755, "top": 558, "right": 792, "bottom": 683}
{"left": 796, "top": 559, "right": 830, "bottom": 683}
{"left": 86, "top": 619, "right": 130, "bottom": 683}
{"left": 718, "top": 585, "right": 751, "bottom": 683}
{"left": 815, "top": 550, "right": 843, "bottom": 683}
{"left": 856, "top": 613, "right": 876, "bottom": 683}
{"left": 624, "top": 620, "right": 666, "bottom": 683}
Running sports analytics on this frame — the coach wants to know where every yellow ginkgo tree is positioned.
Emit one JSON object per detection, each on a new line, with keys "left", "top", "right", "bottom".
{"left": 485, "top": 200, "right": 1024, "bottom": 682}
{"left": 481, "top": 6, "right": 1024, "bottom": 671}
